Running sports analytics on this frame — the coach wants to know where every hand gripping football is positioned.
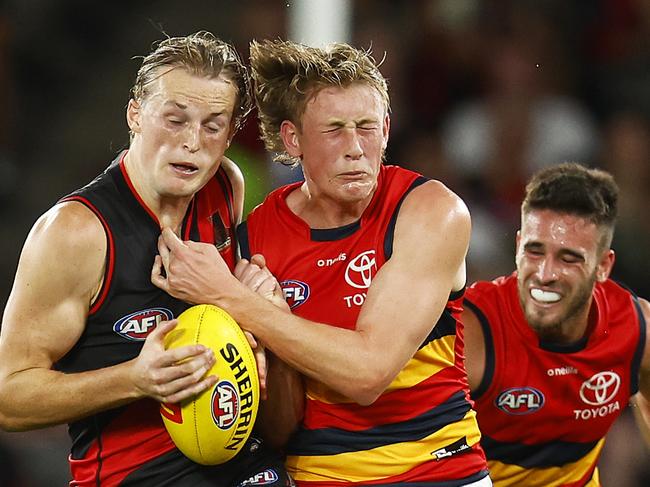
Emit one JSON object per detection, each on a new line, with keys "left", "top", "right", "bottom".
{"left": 160, "top": 304, "right": 260, "bottom": 465}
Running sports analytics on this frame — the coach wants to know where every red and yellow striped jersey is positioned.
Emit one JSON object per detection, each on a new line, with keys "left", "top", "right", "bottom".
{"left": 240, "top": 165, "right": 488, "bottom": 486}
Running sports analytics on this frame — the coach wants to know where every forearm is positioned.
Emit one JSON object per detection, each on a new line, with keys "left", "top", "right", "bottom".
{"left": 0, "top": 361, "right": 139, "bottom": 431}
{"left": 222, "top": 283, "right": 389, "bottom": 404}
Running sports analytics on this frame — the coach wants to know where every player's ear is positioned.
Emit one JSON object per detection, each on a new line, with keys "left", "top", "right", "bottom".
{"left": 280, "top": 120, "right": 301, "bottom": 158}
{"left": 127, "top": 99, "right": 142, "bottom": 134}
{"left": 382, "top": 113, "right": 390, "bottom": 150}
{"left": 515, "top": 230, "right": 522, "bottom": 254}
{"left": 596, "top": 249, "right": 615, "bottom": 282}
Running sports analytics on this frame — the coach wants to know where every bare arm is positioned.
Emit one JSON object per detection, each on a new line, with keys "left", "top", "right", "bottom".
{"left": 461, "top": 306, "right": 487, "bottom": 393}
{"left": 0, "top": 203, "right": 216, "bottom": 431}
{"left": 632, "top": 298, "right": 650, "bottom": 446}
{"left": 154, "top": 180, "right": 471, "bottom": 405}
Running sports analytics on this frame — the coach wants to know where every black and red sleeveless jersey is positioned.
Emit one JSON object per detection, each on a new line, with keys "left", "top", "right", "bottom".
{"left": 56, "top": 151, "right": 238, "bottom": 486}
{"left": 239, "top": 165, "right": 488, "bottom": 486}
{"left": 465, "top": 274, "right": 646, "bottom": 486}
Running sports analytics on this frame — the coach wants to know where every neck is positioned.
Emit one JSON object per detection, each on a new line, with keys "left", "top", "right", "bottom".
{"left": 123, "top": 150, "right": 192, "bottom": 232}
{"left": 537, "top": 300, "right": 596, "bottom": 345}
{"left": 288, "top": 182, "right": 374, "bottom": 229}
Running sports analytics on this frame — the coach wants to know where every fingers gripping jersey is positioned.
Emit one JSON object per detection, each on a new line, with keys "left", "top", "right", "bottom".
{"left": 465, "top": 274, "right": 646, "bottom": 487}
{"left": 55, "top": 152, "right": 269, "bottom": 486}
{"left": 239, "top": 165, "right": 488, "bottom": 486}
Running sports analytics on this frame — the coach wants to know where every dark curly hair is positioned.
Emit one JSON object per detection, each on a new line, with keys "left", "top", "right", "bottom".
{"left": 523, "top": 162, "right": 619, "bottom": 249}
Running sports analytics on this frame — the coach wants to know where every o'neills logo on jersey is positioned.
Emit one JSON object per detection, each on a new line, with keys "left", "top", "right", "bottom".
{"left": 280, "top": 280, "right": 310, "bottom": 309}
{"left": 574, "top": 371, "right": 621, "bottom": 420}
{"left": 212, "top": 380, "right": 240, "bottom": 430}
{"left": 113, "top": 308, "right": 173, "bottom": 341}
{"left": 495, "top": 386, "right": 545, "bottom": 415}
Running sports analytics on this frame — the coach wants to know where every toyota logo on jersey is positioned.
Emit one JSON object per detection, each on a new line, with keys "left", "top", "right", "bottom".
{"left": 345, "top": 250, "right": 377, "bottom": 289}
{"left": 579, "top": 371, "right": 621, "bottom": 406}
{"left": 113, "top": 308, "right": 173, "bottom": 341}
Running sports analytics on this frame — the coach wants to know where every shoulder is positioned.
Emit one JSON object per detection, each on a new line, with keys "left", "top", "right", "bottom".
{"left": 402, "top": 179, "right": 470, "bottom": 226}
{"left": 466, "top": 275, "right": 515, "bottom": 311}
{"left": 220, "top": 156, "right": 244, "bottom": 192}
{"left": 14, "top": 201, "right": 106, "bottom": 300}
{"left": 634, "top": 297, "right": 650, "bottom": 378}
{"left": 31, "top": 201, "right": 105, "bottom": 244}
{"left": 220, "top": 156, "right": 245, "bottom": 222}
{"left": 395, "top": 179, "right": 471, "bottom": 252}
{"left": 24, "top": 202, "right": 106, "bottom": 273}
{"left": 639, "top": 297, "right": 650, "bottom": 332}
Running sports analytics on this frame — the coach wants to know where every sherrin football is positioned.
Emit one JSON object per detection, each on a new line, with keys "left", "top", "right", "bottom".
{"left": 160, "top": 304, "right": 260, "bottom": 465}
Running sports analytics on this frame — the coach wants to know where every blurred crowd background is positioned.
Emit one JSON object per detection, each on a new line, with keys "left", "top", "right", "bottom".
{"left": 0, "top": 0, "right": 649, "bottom": 485}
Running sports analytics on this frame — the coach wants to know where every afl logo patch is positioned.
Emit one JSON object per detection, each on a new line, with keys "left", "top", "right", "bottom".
{"left": 113, "top": 308, "right": 173, "bottom": 341}
{"left": 280, "top": 280, "right": 310, "bottom": 309}
{"left": 495, "top": 387, "right": 545, "bottom": 415}
{"left": 212, "top": 380, "right": 240, "bottom": 430}
{"left": 238, "top": 469, "right": 280, "bottom": 486}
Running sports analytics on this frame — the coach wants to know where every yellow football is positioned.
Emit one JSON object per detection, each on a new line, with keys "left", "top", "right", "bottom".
{"left": 160, "top": 304, "right": 260, "bottom": 465}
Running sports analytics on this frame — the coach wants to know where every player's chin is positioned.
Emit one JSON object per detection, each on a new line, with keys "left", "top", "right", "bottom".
{"left": 338, "top": 182, "right": 374, "bottom": 200}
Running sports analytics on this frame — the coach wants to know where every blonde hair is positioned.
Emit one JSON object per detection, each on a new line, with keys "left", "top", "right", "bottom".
{"left": 132, "top": 31, "right": 252, "bottom": 132}
{"left": 249, "top": 39, "right": 389, "bottom": 165}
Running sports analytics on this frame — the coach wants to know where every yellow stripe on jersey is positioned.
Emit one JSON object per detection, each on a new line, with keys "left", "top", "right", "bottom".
{"left": 386, "top": 333, "right": 456, "bottom": 392}
{"left": 286, "top": 408, "right": 481, "bottom": 482}
{"left": 306, "top": 334, "right": 457, "bottom": 405}
{"left": 487, "top": 439, "right": 604, "bottom": 487}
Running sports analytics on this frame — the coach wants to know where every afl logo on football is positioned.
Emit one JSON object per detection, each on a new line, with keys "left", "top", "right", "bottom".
{"left": 280, "top": 280, "right": 310, "bottom": 309}
{"left": 113, "top": 308, "right": 173, "bottom": 341}
{"left": 212, "top": 380, "right": 240, "bottom": 430}
{"left": 579, "top": 371, "right": 621, "bottom": 406}
{"left": 495, "top": 387, "right": 545, "bottom": 415}
{"left": 345, "top": 250, "right": 377, "bottom": 289}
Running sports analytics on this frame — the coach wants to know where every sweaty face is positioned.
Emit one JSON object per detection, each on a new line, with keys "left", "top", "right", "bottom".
{"left": 515, "top": 209, "right": 613, "bottom": 342}
{"left": 128, "top": 67, "right": 238, "bottom": 200}
{"left": 290, "top": 84, "right": 389, "bottom": 207}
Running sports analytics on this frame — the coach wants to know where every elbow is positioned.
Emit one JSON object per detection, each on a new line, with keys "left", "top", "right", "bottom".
{"left": 0, "top": 411, "right": 30, "bottom": 432}
{"left": 0, "top": 393, "right": 32, "bottom": 432}
{"left": 348, "top": 368, "right": 392, "bottom": 406}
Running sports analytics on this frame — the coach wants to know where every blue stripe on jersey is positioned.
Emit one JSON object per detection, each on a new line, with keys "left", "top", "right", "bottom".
{"left": 356, "top": 470, "right": 489, "bottom": 487}
{"left": 482, "top": 434, "right": 599, "bottom": 468}
{"left": 419, "top": 309, "right": 457, "bottom": 350}
{"left": 287, "top": 390, "right": 471, "bottom": 456}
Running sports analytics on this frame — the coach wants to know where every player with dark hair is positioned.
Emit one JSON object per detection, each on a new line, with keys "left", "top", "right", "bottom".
{"left": 462, "top": 162, "right": 650, "bottom": 486}
{"left": 0, "top": 32, "right": 291, "bottom": 486}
